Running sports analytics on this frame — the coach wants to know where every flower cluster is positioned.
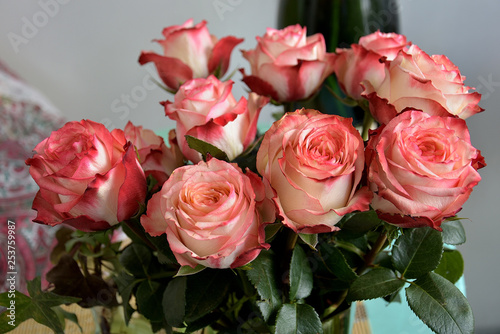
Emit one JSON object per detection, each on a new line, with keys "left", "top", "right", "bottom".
{"left": 20, "top": 19, "right": 485, "bottom": 334}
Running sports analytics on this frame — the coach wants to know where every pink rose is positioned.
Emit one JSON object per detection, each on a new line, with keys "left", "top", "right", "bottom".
{"left": 363, "top": 44, "right": 483, "bottom": 124}
{"left": 163, "top": 75, "right": 269, "bottom": 163}
{"left": 240, "top": 24, "right": 336, "bottom": 103}
{"left": 140, "top": 158, "right": 276, "bottom": 269}
{"left": 138, "top": 19, "right": 243, "bottom": 91}
{"left": 256, "top": 109, "right": 372, "bottom": 234}
{"left": 123, "top": 121, "right": 184, "bottom": 186}
{"left": 333, "top": 31, "right": 410, "bottom": 100}
{"left": 25, "top": 120, "right": 147, "bottom": 231}
{"left": 366, "top": 110, "right": 485, "bottom": 230}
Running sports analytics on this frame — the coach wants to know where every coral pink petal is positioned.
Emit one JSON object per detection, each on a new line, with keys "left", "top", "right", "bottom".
{"left": 208, "top": 36, "right": 244, "bottom": 76}
{"left": 138, "top": 51, "right": 193, "bottom": 90}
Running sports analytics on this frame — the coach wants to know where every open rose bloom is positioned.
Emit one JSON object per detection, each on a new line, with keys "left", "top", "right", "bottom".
{"left": 366, "top": 110, "right": 485, "bottom": 230}
{"left": 141, "top": 158, "right": 276, "bottom": 269}
{"left": 363, "top": 44, "right": 483, "bottom": 124}
{"left": 25, "top": 120, "right": 147, "bottom": 231}
{"left": 139, "top": 19, "right": 243, "bottom": 91}
{"left": 241, "top": 24, "right": 335, "bottom": 103}
{"left": 257, "top": 109, "right": 372, "bottom": 234}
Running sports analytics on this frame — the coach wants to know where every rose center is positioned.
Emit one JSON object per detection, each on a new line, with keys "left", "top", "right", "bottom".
{"left": 412, "top": 132, "right": 449, "bottom": 163}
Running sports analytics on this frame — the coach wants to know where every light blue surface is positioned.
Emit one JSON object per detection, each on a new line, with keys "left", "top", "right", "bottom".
{"left": 362, "top": 277, "right": 466, "bottom": 334}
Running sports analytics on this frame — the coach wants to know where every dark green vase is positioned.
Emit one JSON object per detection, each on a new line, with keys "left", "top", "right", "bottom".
{"left": 277, "top": 0, "right": 400, "bottom": 124}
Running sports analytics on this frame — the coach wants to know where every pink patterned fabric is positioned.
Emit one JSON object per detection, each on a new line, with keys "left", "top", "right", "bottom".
{"left": 0, "top": 61, "right": 65, "bottom": 294}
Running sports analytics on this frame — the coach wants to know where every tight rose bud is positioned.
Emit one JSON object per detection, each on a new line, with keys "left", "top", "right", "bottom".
{"left": 241, "top": 24, "right": 336, "bottom": 103}
{"left": 333, "top": 31, "right": 410, "bottom": 100}
{"left": 366, "top": 110, "right": 485, "bottom": 230}
{"left": 25, "top": 120, "right": 147, "bottom": 231}
{"left": 141, "top": 158, "right": 276, "bottom": 269}
{"left": 363, "top": 44, "right": 483, "bottom": 124}
{"left": 123, "top": 122, "right": 184, "bottom": 186}
{"left": 139, "top": 19, "right": 243, "bottom": 91}
{"left": 164, "top": 75, "right": 269, "bottom": 163}
{"left": 257, "top": 109, "right": 372, "bottom": 234}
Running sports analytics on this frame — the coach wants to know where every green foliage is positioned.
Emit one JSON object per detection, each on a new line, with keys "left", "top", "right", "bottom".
{"left": 246, "top": 250, "right": 282, "bottom": 321}
{"left": 185, "top": 135, "right": 229, "bottom": 162}
{"left": 275, "top": 303, "right": 323, "bottom": 334}
{"left": 441, "top": 220, "right": 467, "bottom": 245}
{"left": 318, "top": 242, "right": 358, "bottom": 282}
{"left": 347, "top": 268, "right": 405, "bottom": 302}
{"left": 0, "top": 277, "right": 80, "bottom": 334}
{"left": 434, "top": 249, "right": 464, "bottom": 284}
{"left": 120, "top": 243, "right": 152, "bottom": 277}
{"left": 392, "top": 227, "right": 443, "bottom": 278}
{"left": 289, "top": 245, "right": 313, "bottom": 301}
{"left": 406, "top": 272, "right": 474, "bottom": 334}
{"left": 163, "top": 277, "right": 187, "bottom": 327}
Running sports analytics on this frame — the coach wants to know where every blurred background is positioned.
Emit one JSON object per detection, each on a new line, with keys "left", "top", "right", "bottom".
{"left": 0, "top": 1, "right": 498, "bottom": 333}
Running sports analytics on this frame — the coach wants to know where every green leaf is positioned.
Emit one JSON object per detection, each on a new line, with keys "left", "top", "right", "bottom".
{"left": 0, "top": 289, "right": 33, "bottom": 333}
{"left": 289, "top": 245, "right": 313, "bottom": 301}
{"left": 246, "top": 250, "right": 282, "bottom": 321}
{"left": 337, "top": 210, "right": 382, "bottom": 238}
{"left": 146, "top": 234, "right": 178, "bottom": 265}
{"left": 26, "top": 277, "right": 80, "bottom": 307}
{"left": 113, "top": 272, "right": 139, "bottom": 325}
{"left": 0, "top": 277, "right": 81, "bottom": 334}
{"left": 441, "top": 220, "right": 466, "bottom": 245}
{"left": 406, "top": 272, "right": 474, "bottom": 334}
{"left": 275, "top": 303, "right": 323, "bottom": 334}
{"left": 265, "top": 223, "right": 283, "bottom": 242}
{"left": 53, "top": 306, "right": 83, "bottom": 333}
{"left": 185, "top": 135, "right": 229, "bottom": 162}
{"left": 185, "top": 269, "right": 232, "bottom": 323}
{"left": 135, "top": 280, "right": 166, "bottom": 323}
{"left": 119, "top": 243, "right": 152, "bottom": 277}
{"left": 175, "top": 264, "right": 206, "bottom": 277}
{"left": 434, "top": 249, "right": 464, "bottom": 284}
{"left": 163, "top": 277, "right": 186, "bottom": 327}
{"left": 298, "top": 233, "right": 318, "bottom": 249}
{"left": 391, "top": 227, "right": 443, "bottom": 279}
{"left": 318, "top": 243, "right": 357, "bottom": 282}
{"left": 347, "top": 268, "right": 405, "bottom": 302}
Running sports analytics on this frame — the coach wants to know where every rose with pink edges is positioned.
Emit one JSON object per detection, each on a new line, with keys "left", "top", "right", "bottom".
{"left": 139, "top": 19, "right": 243, "bottom": 91}
{"left": 26, "top": 120, "right": 147, "bottom": 231}
{"left": 257, "top": 108, "right": 372, "bottom": 234}
{"left": 140, "top": 158, "right": 276, "bottom": 269}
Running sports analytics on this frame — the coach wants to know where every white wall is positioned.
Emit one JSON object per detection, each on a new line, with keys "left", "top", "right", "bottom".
{"left": 1, "top": 1, "right": 499, "bottom": 332}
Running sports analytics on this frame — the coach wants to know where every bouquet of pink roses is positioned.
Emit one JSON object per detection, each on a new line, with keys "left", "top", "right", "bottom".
{"left": 1, "top": 19, "right": 485, "bottom": 334}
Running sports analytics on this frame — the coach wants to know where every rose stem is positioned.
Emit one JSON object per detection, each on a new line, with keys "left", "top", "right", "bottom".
{"left": 356, "top": 231, "right": 388, "bottom": 276}
{"left": 361, "top": 109, "right": 375, "bottom": 141}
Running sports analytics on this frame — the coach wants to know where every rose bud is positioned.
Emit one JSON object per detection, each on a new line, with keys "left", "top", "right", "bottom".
{"left": 366, "top": 110, "right": 485, "bottom": 230}
{"left": 123, "top": 121, "right": 184, "bottom": 187}
{"left": 140, "top": 158, "right": 276, "bottom": 269}
{"left": 25, "top": 120, "right": 147, "bottom": 231}
{"left": 139, "top": 18, "right": 243, "bottom": 91}
{"left": 257, "top": 108, "right": 372, "bottom": 234}
{"left": 240, "top": 24, "right": 336, "bottom": 103}
{"left": 163, "top": 75, "right": 269, "bottom": 163}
